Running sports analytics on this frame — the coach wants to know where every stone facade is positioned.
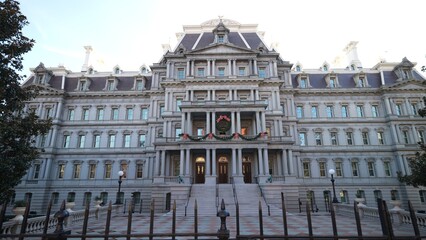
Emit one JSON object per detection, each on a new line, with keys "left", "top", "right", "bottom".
{"left": 12, "top": 19, "right": 426, "bottom": 213}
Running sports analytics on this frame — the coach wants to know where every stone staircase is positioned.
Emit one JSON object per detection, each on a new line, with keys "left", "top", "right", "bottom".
{"left": 175, "top": 184, "right": 217, "bottom": 216}
{"left": 234, "top": 184, "right": 279, "bottom": 216}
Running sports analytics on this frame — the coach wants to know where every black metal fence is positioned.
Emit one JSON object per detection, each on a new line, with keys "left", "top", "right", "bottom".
{"left": 0, "top": 192, "right": 425, "bottom": 240}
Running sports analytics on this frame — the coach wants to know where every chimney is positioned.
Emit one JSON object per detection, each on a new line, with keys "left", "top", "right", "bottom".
{"left": 81, "top": 46, "right": 93, "bottom": 72}
{"left": 343, "top": 41, "right": 362, "bottom": 69}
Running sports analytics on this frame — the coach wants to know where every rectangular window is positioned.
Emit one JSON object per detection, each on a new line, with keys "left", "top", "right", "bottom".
{"left": 63, "top": 135, "right": 70, "bottom": 148}
{"left": 136, "top": 80, "right": 143, "bottom": 90}
{"left": 89, "top": 164, "right": 96, "bottom": 179}
{"left": 358, "top": 78, "right": 365, "bottom": 87}
{"left": 330, "top": 132, "right": 338, "bottom": 145}
{"left": 258, "top": 67, "right": 266, "bottom": 78}
{"left": 311, "top": 106, "right": 318, "bottom": 118}
{"left": 141, "top": 108, "right": 149, "bottom": 120}
{"left": 238, "top": 67, "right": 245, "bottom": 76}
{"left": 197, "top": 68, "right": 205, "bottom": 77}
{"left": 58, "top": 164, "right": 65, "bottom": 179}
{"left": 121, "top": 163, "right": 128, "bottom": 179}
{"left": 384, "top": 162, "right": 392, "bottom": 177}
{"left": 374, "top": 190, "right": 382, "bottom": 200}
{"left": 39, "top": 134, "right": 47, "bottom": 147}
{"left": 300, "top": 79, "right": 307, "bottom": 88}
{"left": 218, "top": 67, "right": 225, "bottom": 77}
{"left": 33, "top": 163, "right": 41, "bottom": 179}
{"left": 136, "top": 164, "right": 143, "bottom": 179}
{"left": 126, "top": 108, "right": 134, "bottom": 120}
{"left": 402, "top": 131, "right": 409, "bottom": 144}
{"left": 111, "top": 108, "right": 119, "bottom": 120}
{"left": 368, "top": 162, "right": 376, "bottom": 176}
{"left": 296, "top": 106, "right": 304, "bottom": 118}
{"left": 303, "top": 162, "right": 310, "bottom": 177}
{"left": 351, "top": 162, "right": 359, "bottom": 177}
{"left": 419, "top": 190, "right": 426, "bottom": 203}
{"left": 299, "top": 132, "right": 306, "bottom": 146}
{"left": 315, "top": 132, "right": 322, "bottom": 145}
{"left": 329, "top": 78, "right": 335, "bottom": 88}
{"left": 371, "top": 105, "right": 379, "bottom": 117}
{"left": 51, "top": 192, "right": 59, "bottom": 204}
{"left": 78, "top": 135, "right": 86, "bottom": 148}
{"left": 197, "top": 128, "right": 204, "bottom": 136}
{"left": 83, "top": 192, "right": 92, "bottom": 206}
{"left": 176, "top": 99, "right": 182, "bottom": 112}
{"left": 377, "top": 132, "right": 385, "bottom": 145}
{"left": 362, "top": 132, "right": 369, "bottom": 145}
{"left": 139, "top": 134, "right": 146, "bottom": 147}
{"left": 45, "top": 108, "right": 52, "bottom": 119}
{"left": 80, "top": 81, "right": 87, "bottom": 91}
{"left": 411, "top": 103, "right": 418, "bottom": 115}
{"left": 73, "top": 164, "right": 81, "bottom": 179}
{"left": 340, "top": 190, "right": 349, "bottom": 203}
{"left": 105, "top": 164, "right": 112, "bottom": 179}
{"left": 160, "top": 105, "right": 165, "bottom": 116}
{"left": 124, "top": 134, "right": 131, "bottom": 148}
{"left": 68, "top": 109, "right": 75, "bottom": 120}
{"left": 107, "top": 80, "right": 114, "bottom": 91}
{"left": 341, "top": 105, "right": 348, "bottom": 118}
{"left": 418, "top": 130, "right": 425, "bottom": 144}
{"left": 319, "top": 162, "right": 326, "bottom": 177}
{"left": 175, "top": 128, "right": 182, "bottom": 139}
{"left": 395, "top": 104, "right": 402, "bottom": 116}
{"left": 97, "top": 108, "right": 104, "bottom": 120}
{"left": 218, "top": 35, "right": 224, "bottom": 43}
{"left": 82, "top": 109, "right": 89, "bottom": 121}
{"left": 356, "top": 105, "right": 364, "bottom": 117}
{"left": 335, "top": 162, "right": 343, "bottom": 177}
{"left": 346, "top": 132, "right": 353, "bottom": 145}
{"left": 108, "top": 134, "right": 116, "bottom": 148}
{"left": 93, "top": 135, "right": 100, "bottom": 148}
{"left": 177, "top": 68, "right": 185, "bottom": 79}
{"left": 326, "top": 105, "right": 334, "bottom": 118}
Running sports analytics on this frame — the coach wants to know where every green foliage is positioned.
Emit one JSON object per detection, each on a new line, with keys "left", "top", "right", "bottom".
{"left": 13, "top": 200, "right": 27, "bottom": 208}
{"left": 0, "top": 0, "right": 51, "bottom": 203}
{"left": 398, "top": 143, "right": 426, "bottom": 187}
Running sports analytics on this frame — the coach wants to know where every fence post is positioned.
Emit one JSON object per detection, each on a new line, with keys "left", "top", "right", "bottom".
{"left": 281, "top": 192, "right": 288, "bottom": 239}
{"left": 48, "top": 200, "right": 71, "bottom": 240}
{"left": 217, "top": 199, "right": 229, "bottom": 240}
{"left": 408, "top": 200, "right": 420, "bottom": 239}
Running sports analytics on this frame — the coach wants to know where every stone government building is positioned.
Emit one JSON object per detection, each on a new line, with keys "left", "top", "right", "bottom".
{"left": 14, "top": 18, "right": 426, "bottom": 213}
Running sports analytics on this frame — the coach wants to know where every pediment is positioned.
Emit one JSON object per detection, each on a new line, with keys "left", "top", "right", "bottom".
{"left": 189, "top": 44, "right": 255, "bottom": 55}
{"left": 385, "top": 79, "right": 426, "bottom": 90}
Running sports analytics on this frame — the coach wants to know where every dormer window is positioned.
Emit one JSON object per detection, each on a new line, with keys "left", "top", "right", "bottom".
{"left": 76, "top": 76, "right": 91, "bottom": 91}
{"left": 104, "top": 76, "right": 118, "bottom": 91}
{"left": 32, "top": 62, "right": 53, "bottom": 85}
{"left": 323, "top": 65, "right": 328, "bottom": 71}
{"left": 133, "top": 77, "right": 145, "bottom": 91}
{"left": 80, "top": 81, "right": 87, "bottom": 91}
{"left": 350, "top": 64, "right": 356, "bottom": 71}
{"left": 297, "top": 73, "right": 311, "bottom": 89}
{"left": 212, "top": 19, "right": 230, "bottom": 44}
{"left": 136, "top": 80, "right": 143, "bottom": 90}
{"left": 325, "top": 72, "right": 339, "bottom": 88}
{"left": 353, "top": 72, "right": 369, "bottom": 88}
{"left": 393, "top": 57, "right": 415, "bottom": 81}
{"left": 35, "top": 74, "right": 44, "bottom": 84}
{"left": 296, "top": 65, "right": 301, "bottom": 72}
{"left": 88, "top": 67, "right": 93, "bottom": 74}
{"left": 113, "top": 66, "right": 120, "bottom": 74}
{"left": 321, "top": 62, "right": 330, "bottom": 72}
{"left": 218, "top": 35, "right": 224, "bottom": 43}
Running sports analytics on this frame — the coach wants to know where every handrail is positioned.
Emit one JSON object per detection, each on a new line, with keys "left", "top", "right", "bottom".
{"left": 184, "top": 183, "right": 193, "bottom": 216}
{"left": 231, "top": 177, "right": 238, "bottom": 206}
{"left": 257, "top": 182, "right": 271, "bottom": 216}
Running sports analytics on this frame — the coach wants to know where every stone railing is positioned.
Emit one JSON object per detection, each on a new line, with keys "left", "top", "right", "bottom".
{"left": 334, "top": 202, "right": 426, "bottom": 227}
{"left": 1, "top": 204, "right": 121, "bottom": 235}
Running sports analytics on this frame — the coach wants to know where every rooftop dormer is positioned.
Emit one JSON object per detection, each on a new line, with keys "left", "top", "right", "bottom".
{"left": 32, "top": 62, "right": 53, "bottom": 85}
{"left": 393, "top": 57, "right": 416, "bottom": 81}
{"left": 212, "top": 18, "right": 230, "bottom": 44}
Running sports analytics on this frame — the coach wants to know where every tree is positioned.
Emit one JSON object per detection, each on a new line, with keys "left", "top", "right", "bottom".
{"left": 397, "top": 97, "right": 426, "bottom": 187}
{"left": 0, "top": 0, "right": 51, "bottom": 202}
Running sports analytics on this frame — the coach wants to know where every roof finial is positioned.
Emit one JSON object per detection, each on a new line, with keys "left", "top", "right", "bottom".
{"left": 218, "top": 15, "right": 224, "bottom": 22}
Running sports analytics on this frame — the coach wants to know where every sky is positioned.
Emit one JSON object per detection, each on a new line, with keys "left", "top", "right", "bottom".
{"left": 18, "top": 0, "right": 426, "bottom": 77}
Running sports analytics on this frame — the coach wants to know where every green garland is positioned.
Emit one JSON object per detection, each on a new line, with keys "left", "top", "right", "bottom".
{"left": 179, "top": 132, "right": 267, "bottom": 142}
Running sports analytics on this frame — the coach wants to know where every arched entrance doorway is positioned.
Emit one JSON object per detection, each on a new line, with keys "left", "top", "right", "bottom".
{"left": 195, "top": 157, "right": 205, "bottom": 183}
{"left": 218, "top": 156, "right": 228, "bottom": 184}
{"left": 242, "top": 156, "right": 252, "bottom": 183}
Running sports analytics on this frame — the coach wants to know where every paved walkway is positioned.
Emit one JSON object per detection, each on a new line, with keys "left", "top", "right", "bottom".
{"left": 67, "top": 211, "right": 426, "bottom": 239}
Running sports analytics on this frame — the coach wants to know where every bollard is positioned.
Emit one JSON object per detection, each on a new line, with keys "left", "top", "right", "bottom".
{"left": 217, "top": 199, "right": 230, "bottom": 240}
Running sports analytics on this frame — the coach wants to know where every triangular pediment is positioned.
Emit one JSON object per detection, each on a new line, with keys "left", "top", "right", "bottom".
{"left": 385, "top": 79, "right": 426, "bottom": 90}
{"left": 189, "top": 44, "right": 255, "bottom": 55}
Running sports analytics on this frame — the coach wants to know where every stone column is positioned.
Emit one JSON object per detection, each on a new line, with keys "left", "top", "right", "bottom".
{"left": 236, "top": 111, "right": 241, "bottom": 133}
{"left": 180, "top": 149, "right": 184, "bottom": 175}
{"left": 258, "top": 148, "right": 264, "bottom": 175}
{"left": 212, "top": 149, "right": 217, "bottom": 176}
{"left": 256, "top": 112, "right": 261, "bottom": 134}
{"left": 212, "top": 111, "right": 216, "bottom": 134}
{"left": 232, "top": 148, "right": 237, "bottom": 175}
{"left": 273, "top": 60, "right": 278, "bottom": 77}
{"left": 186, "top": 60, "right": 190, "bottom": 77}
{"left": 231, "top": 111, "right": 236, "bottom": 133}
{"left": 166, "top": 62, "right": 170, "bottom": 78}
{"left": 237, "top": 148, "right": 243, "bottom": 175}
{"left": 155, "top": 151, "right": 161, "bottom": 176}
{"left": 207, "top": 59, "right": 211, "bottom": 77}
{"left": 212, "top": 59, "right": 216, "bottom": 76}
{"left": 185, "top": 149, "right": 190, "bottom": 176}
{"left": 233, "top": 59, "right": 237, "bottom": 76}
{"left": 263, "top": 148, "right": 269, "bottom": 175}
{"left": 206, "top": 149, "right": 211, "bottom": 176}
{"left": 288, "top": 150, "right": 294, "bottom": 175}
{"left": 228, "top": 59, "right": 232, "bottom": 76}
{"left": 384, "top": 97, "right": 392, "bottom": 115}
{"left": 282, "top": 149, "right": 288, "bottom": 176}
{"left": 191, "top": 60, "right": 195, "bottom": 76}
{"left": 160, "top": 151, "right": 166, "bottom": 176}
{"left": 261, "top": 112, "right": 266, "bottom": 132}
{"left": 206, "top": 112, "right": 211, "bottom": 133}
{"left": 254, "top": 59, "right": 258, "bottom": 75}
{"left": 249, "top": 59, "right": 253, "bottom": 75}
{"left": 412, "top": 125, "right": 419, "bottom": 143}
{"left": 181, "top": 113, "right": 186, "bottom": 133}
{"left": 187, "top": 112, "right": 192, "bottom": 135}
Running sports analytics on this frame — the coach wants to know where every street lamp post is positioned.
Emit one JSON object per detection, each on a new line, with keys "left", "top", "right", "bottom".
{"left": 328, "top": 169, "right": 339, "bottom": 203}
{"left": 115, "top": 170, "right": 124, "bottom": 204}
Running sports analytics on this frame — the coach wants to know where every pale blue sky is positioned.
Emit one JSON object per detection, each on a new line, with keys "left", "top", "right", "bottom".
{"left": 19, "top": 0, "right": 426, "bottom": 77}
